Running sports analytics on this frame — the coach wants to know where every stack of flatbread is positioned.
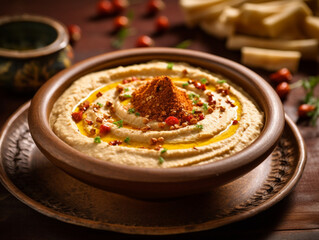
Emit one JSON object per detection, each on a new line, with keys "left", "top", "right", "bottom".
{"left": 180, "top": 0, "right": 319, "bottom": 72}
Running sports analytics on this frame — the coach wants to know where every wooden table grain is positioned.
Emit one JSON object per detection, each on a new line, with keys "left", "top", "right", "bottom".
{"left": 0, "top": 0, "right": 319, "bottom": 239}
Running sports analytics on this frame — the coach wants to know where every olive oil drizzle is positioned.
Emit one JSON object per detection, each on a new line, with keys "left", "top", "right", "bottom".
{"left": 73, "top": 77, "right": 241, "bottom": 150}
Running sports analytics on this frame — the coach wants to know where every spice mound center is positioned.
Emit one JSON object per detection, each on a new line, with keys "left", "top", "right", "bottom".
{"left": 131, "top": 76, "right": 193, "bottom": 121}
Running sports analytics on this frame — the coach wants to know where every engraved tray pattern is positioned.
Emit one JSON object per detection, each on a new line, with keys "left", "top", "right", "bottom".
{"left": 0, "top": 102, "right": 306, "bottom": 235}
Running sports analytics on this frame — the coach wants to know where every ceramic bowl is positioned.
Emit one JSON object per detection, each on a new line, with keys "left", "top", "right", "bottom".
{"left": 0, "top": 14, "right": 72, "bottom": 92}
{"left": 28, "top": 48, "right": 285, "bottom": 199}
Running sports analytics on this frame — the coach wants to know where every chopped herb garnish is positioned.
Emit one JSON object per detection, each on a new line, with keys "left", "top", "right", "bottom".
{"left": 124, "top": 137, "right": 130, "bottom": 144}
{"left": 201, "top": 78, "right": 207, "bottom": 84}
{"left": 203, "top": 103, "right": 208, "bottom": 110}
{"left": 192, "top": 99, "right": 198, "bottom": 105}
{"left": 188, "top": 93, "right": 198, "bottom": 100}
{"left": 160, "top": 148, "right": 167, "bottom": 154}
{"left": 195, "top": 124, "right": 203, "bottom": 130}
{"left": 97, "top": 102, "right": 103, "bottom": 108}
{"left": 135, "top": 112, "right": 140, "bottom": 116}
{"left": 182, "top": 82, "right": 189, "bottom": 88}
{"left": 167, "top": 62, "right": 174, "bottom": 70}
{"left": 158, "top": 156, "right": 165, "bottom": 164}
{"left": 192, "top": 109, "right": 196, "bottom": 114}
{"left": 113, "top": 119, "right": 123, "bottom": 128}
{"left": 124, "top": 94, "right": 132, "bottom": 98}
{"left": 124, "top": 88, "right": 129, "bottom": 92}
{"left": 217, "top": 80, "right": 227, "bottom": 84}
{"left": 128, "top": 108, "right": 135, "bottom": 114}
{"left": 175, "top": 39, "right": 192, "bottom": 49}
{"left": 94, "top": 136, "right": 101, "bottom": 143}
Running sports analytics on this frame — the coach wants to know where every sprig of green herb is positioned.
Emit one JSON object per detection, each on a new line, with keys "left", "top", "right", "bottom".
{"left": 302, "top": 76, "right": 319, "bottom": 104}
{"left": 113, "top": 119, "right": 123, "bottom": 128}
{"left": 94, "top": 136, "right": 101, "bottom": 143}
{"left": 124, "top": 88, "right": 129, "bottom": 92}
{"left": 301, "top": 76, "right": 319, "bottom": 125}
{"left": 112, "top": 28, "right": 130, "bottom": 49}
{"left": 308, "top": 100, "right": 319, "bottom": 126}
{"left": 124, "top": 94, "right": 132, "bottom": 98}
{"left": 135, "top": 112, "right": 140, "bottom": 116}
{"left": 97, "top": 102, "right": 103, "bottom": 108}
{"left": 111, "top": 10, "right": 135, "bottom": 49}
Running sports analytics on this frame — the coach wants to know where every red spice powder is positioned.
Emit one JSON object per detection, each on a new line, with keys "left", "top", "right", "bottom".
{"left": 131, "top": 76, "right": 193, "bottom": 121}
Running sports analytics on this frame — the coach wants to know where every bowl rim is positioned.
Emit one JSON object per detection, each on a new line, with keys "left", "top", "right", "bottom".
{"left": 29, "top": 47, "right": 285, "bottom": 183}
{"left": 0, "top": 14, "right": 69, "bottom": 58}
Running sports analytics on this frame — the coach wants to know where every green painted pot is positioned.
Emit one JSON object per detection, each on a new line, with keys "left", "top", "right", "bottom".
{"left": 0, "top": 15, "right": 72, "bottom": 92}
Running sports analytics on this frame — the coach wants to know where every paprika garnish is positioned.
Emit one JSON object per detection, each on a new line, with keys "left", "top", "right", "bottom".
{"left": 72, "top": 111, "right": 83, "bottom": 122}
{"left": 194, "top": 81, "right": 206, "bottom": 90}
{"left": 99, "top": 124, "right": 111, "bottom": 135}
{"left": 131, "top": 76, "right": 193, "bottom": 122}
{"left": 79, "top": 100, "right": 90, "bottom": 111}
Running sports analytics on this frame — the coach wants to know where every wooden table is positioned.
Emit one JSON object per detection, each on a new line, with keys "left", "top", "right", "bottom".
{"left": 0, "top": 0, "right": 319, "bottom": 239}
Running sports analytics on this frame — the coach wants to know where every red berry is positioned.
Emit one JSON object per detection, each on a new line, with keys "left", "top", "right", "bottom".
{"left": 71, "top": 111, "right": 83, "bottom": 122}
{"left": 113, "top": 16, "right": 129, "bottom": 30}
{"left": 298, "top": 104, "right": 315, "bottom": 118}
{"left": 67, "top": 24, "right": 81, "bottom": 43}
{"left": 269, "top": 68, "right": 292, "bottom": 83}
{"left": 112, "top": 0, "right": 128, "bottom": 12}
{"left": 156, "top": 16, "right": 169, "bottom": 32}
{"left": 147, "top": 0, "right": 165, "bottom": 14}
{"left": 97, "top": 0, "right": 113, "bottom": 15}
{"left": 136, "top": 35, "right": 154, "bottom": 47}
{"left": 165, "top": 116, "right": 180, "bottom": 126}
{"left": 275, "top": 82, "right": 290, "bottom": 99}
{"left": 99, "top": 124, "right": 111, "bottom": 134}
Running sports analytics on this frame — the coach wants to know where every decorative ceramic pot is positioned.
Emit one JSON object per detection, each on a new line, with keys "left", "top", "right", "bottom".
{"left": 0, "top": 14, "right": 72, "bottom": 92}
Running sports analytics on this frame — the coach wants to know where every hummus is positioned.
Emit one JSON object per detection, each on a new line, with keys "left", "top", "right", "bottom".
{"left": 49, "top": 61, "right": 264, "bottom": 168}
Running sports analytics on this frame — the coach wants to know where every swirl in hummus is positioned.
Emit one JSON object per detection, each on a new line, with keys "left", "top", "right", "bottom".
{"left": 49, "top": 61, "right": 264, "bottom": 168}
